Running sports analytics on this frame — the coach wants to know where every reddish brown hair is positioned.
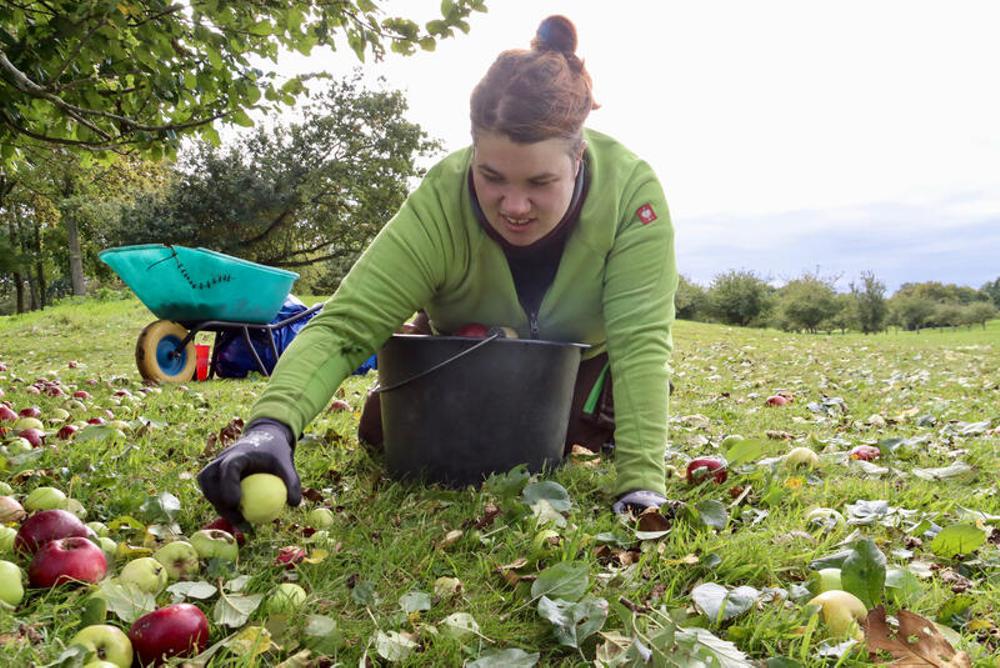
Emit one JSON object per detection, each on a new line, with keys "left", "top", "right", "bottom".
{"left": 470, "top": 15, "right": 597, "bottom": 147}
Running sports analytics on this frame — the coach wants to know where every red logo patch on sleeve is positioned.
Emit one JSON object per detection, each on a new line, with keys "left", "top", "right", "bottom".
{"left": 636, "top": 203, "right": 657, "bottom": 225}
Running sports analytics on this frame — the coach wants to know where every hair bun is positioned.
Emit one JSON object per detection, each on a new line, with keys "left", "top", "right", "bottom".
{"left": 531, "top": 15, "right": 577, "bottom": 54}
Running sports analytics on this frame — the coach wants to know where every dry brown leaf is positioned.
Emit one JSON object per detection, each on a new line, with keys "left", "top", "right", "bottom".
{"left": 765, "top": 430, "right": 795, "bottom": 440}
{"left": 864, "top": 606, "right": 971, "bottom": 667}
{"left": 637, "top": 507, "right": 671, "bottom": 533}
{"left": 436, "top": 529, "right": 463, "bottom": 549}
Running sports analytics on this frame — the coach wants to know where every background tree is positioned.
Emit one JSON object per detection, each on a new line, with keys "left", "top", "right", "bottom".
{"left": 889, "top": 294, "right": 935, "bottom": 332}
{"left": 773, "top": 272, "right": 839, "bottom": 333}
{"left": 706, "top": 269, "right": 773, "bottom": 327}
{"left": 674, "top": 274, "right": 708, "bottom": 321}
{"left": 114, "top": 75, "right": 439, "bottom": 289}
{"left": 0, "top": 0, "right": 486, "bottom": 164}
{"left": 850, "top": 270, "right": 888, "bottom": 334}
{"left": 964, "top": 301, "right": 997, "bottom": 329}
{"left": 980, "top": 277, "right": 1000, "bottom": 309}
{"left": 823, "top": 293, "right": 855, "bottom": 334}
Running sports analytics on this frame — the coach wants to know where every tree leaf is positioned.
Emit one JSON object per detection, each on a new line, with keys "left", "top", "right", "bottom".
{"left": 929, "top": 523, "right": 986, "bottom": 559}
{"left": 441, "top": 611, "right": 480, "bottom": 640}
{"left": 167, "top": 581, "right": 218, "bottom": 600}
{"left": 522, "top": 481, "right": 571, "bottom": 512}
{"left": 350, "top": 579, "right": 378, "bottom": 606}
{"left": 725, "top": 438, "right": 768, "bottom": 465}
{"left": 222, "top": 626, "right": 277, "bottom": 657}
{"left": 863, "top": 606, "right": 971, "bottom": 667}
{"left": 374, "top": 630, "right": 418, "bottom": 661}
{"left": 536, "top": 596, "right": 608, "bottom": 648}
{"left": 841, "top": 537, "right": 887, "bottom": 609}
{"left": 673, "top": 625, "right": 754, "bottom": 667}
{"left": 139, "top": 491, "right": 181, "bottom": 522}
{"left": 912, "top": 462, "right": 973, "bottom": 481}
{"left": 531, "top": 562, "right": 589, "bottom": 602}
{"left": 213, "top": 592, "right": 264, "bottom": 627}
{"left": 98, "top": 579, "right": 157, "bottom": 624}
{"left": 466, "top": 647, "right": 539, "bottom": 667}
{"left": 399, "top": 590, "right": 432, "bottom": 613}
{"left": 691, "top": 583, "right": 760, "bottom": 623}
{"left": 694, "top": 499, "right": 729, "bottom": 530}
{"left": 483, "top": 465, "right": 530, "bottom": 499}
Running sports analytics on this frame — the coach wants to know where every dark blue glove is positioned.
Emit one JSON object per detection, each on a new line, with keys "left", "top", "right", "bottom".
{"left": 197, "top": 418, "right": 301, "bottom": 531}
{"left": 612, "top": 490, "right": 668, "bottom": 515}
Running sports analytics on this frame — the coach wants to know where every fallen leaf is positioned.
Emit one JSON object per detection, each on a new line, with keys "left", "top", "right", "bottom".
{"left": 864, "top": 606, "right": 971, "bottom": 667}
{"left": 437, "top": 529, "right": 463, "bottom": 549}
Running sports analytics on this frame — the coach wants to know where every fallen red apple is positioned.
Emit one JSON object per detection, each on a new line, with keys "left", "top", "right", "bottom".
{"left": 129, "top": 603, "right": 209, "bottom": 665}
{"left": 849, "top": 445, "right": 881, "bottom": 461}
{"left": 28, "top": 536, "right": 107, "bottom": 587}
{"left": 0, "top": 405, "right": 16, "bottom": 421}
{"left": 686, "top": 457, "right": 728, "bottom": 484}
{"left": 72, "top": 390, "right": 91, "bottom": 400}
{"left": 68, "top": 360, "right": 79, "bottom": 368}
{"left": 202, "top": 516, "right": 245, "bottom": 546}
{"left": 18, "top": 427, "right": 45, "bottom": 447}
{"left": 15, "top": 509, "right": 92, "bottom": 555}
{"left": 275, "top": 545, "right": 307, "bottom": 568}
{"left": 87, "top": 417, "right": 106, "bottom": 426}
{"left": 44, "top": 385, "right": 65, "bottom": 397}
{"left": 327, "top": 399, "right": 351, "bottom": 412}
{"left": 454, "top": 323, "right": 490, "bottom": 338}
{"left": 113, "top": 389, "right": 132, "bottom": 398}
{"left": 57, "top": 424, "right": 79, "bottom": 440}
{"left": 18, "top": 406, "right": 41, "bottom": 418}
{"left": 765, "top": 395, "right": 789, "bottom": 407}
{"left": 24, "top": 386, "right": 41, "bottom": 395}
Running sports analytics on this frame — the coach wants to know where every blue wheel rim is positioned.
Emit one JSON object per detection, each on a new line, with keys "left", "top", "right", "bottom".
{"left": 156, "top": 335, "right": 189, "bottom": 376}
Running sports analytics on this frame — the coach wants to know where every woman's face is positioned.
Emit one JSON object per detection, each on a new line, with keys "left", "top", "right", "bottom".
{"left": 472, "top": 131, "right": 583, "bottom": 247}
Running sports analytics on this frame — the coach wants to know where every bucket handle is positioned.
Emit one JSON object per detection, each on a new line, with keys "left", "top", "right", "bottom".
{"left": 374, "top": 331, "right": 503, "bottom": 394}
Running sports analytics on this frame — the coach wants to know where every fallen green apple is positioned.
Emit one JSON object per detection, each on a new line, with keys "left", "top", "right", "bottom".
{"left": 153, "top": 541, "right": 200, "bottom": 580}
{"left": 266, "top": 582, "right": 307, "bottom": 614}
{"left": 306, "top": 507, "right": 335, "bottom": 530}
{"left": 70, "top": 624, "right": 133, "bottom": 668}
{"left": 118, "top": 557, "right": 168, "bottom": 595}
{"left": 807, "top": 589, "right": 867, "bottom": 639}
{"left": 24, "top": 486, "right": 68, "bottom": 512}
{"left": 809, "top": 568, "right": 842, "bottom": 595}
{"left": 0, "top": 526, "right": 17, "bottom": 554}
{"left": 0, "top": 559, "right": 25, "bottom": 607}
{"left": 190, "top": 529, "right": 239, "bottom": 562}
{"left": 784, "top": 446, "right": 820, "bottom": 470}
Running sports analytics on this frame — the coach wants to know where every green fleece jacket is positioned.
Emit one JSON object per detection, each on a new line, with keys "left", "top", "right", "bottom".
{"left": 249, "top": 128, "right": 678, "bottom": 496}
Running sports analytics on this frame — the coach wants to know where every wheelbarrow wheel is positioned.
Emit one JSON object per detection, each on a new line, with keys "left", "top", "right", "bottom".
{"left": 135, "top": 320, "right": 196, "bottom": 382}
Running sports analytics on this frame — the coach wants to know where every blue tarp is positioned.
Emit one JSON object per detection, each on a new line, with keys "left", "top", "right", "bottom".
{"left": 213, "top": 295, "right": 376, "bottom": 378}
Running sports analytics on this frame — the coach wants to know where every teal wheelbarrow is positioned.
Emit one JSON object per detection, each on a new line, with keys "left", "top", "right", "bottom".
{"left": 99, "top": 244, "right": 321, "bottom": 383}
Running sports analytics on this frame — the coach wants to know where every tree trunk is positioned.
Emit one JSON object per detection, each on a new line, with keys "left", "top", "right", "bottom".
{"left": 63, "top": 177, "right": 86, "bottom": 296}
{"left": 14, "top": 272, "right": 25, "bottom": 313}
{"left": 33, "top": 216, "right": 45, "bottom": 308}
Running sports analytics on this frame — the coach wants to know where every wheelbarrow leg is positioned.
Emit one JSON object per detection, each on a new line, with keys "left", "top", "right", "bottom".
{"left": 241, "top": 326, "right": 270, "bottom": 377}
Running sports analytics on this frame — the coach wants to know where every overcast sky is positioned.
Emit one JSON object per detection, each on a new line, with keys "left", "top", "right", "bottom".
{"left": 268, "top": 0, "right": 1000, "bottom": 292}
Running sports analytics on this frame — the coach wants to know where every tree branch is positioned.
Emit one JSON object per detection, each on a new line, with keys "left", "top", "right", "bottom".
{"left": 50, "top": 18, "right": 109, "bottom": 90}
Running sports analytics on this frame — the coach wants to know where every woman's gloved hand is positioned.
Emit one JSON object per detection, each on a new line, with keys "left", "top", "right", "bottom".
{"left": 612, "top": 490, "right": 668, "bottom": 515}
{"left": 197, "top": 418, "right": 302, "bottom": 531}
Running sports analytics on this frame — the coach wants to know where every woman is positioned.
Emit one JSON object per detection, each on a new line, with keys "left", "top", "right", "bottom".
{"left": 198, "top": 15, "right": 678, "bottom": 526}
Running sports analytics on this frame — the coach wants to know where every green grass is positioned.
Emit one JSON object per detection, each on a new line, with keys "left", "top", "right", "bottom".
{"left": 1, "top": 296, "right": 998, "bottom": 666}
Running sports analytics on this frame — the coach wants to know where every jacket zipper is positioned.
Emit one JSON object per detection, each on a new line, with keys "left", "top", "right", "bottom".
{"left": 528, "top": 310, "right": 540, "bottom": 339}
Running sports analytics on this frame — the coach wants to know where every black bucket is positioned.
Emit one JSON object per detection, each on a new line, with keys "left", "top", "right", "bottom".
{"left": 376, "top": 333, "right": 587, "bottom": 487}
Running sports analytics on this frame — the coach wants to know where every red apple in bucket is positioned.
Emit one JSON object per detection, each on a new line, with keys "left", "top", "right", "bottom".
{"left": 28, "top": 536, "right": 107, "bottom": 587}
{"left": 129, "top": 603, "right": 209, "bottom": 665}
{"left": 454, "top": 323, "right": 490, "bottom": 338}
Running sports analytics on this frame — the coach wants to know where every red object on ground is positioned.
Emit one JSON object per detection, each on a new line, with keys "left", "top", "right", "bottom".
{"left": 195, "top": 345, "right": 210, "bottom": 381}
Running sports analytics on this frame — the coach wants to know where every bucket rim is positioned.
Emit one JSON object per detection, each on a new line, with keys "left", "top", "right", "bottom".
{"left": 389, "top": 333, "right": 590, "bottom": 350}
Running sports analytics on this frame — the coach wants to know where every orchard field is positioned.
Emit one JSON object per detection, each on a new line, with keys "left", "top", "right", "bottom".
{"left": 0, "top": 295, "right": 998, "bottom": 666}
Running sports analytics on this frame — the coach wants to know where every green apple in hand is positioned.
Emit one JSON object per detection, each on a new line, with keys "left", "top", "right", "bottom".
{"left": 0, "top": 560, "right": 25, "bottom": 607}
{"left": 190, "top": 529, "right": 239, "bottom": 562}
{"left": 118, "top": 557, "right": 168, "bottom": 594}
{"left": 71, "top": 624, "right": 133, "bottom": 668}
{"left": 240, "top": 473, "right": 287, "bottom": 524}
{"left": 807, "top": 590, "right": 867, "bottom": 638}
{"left": 153, "top": 541, "right": 201, "bottom": 580}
